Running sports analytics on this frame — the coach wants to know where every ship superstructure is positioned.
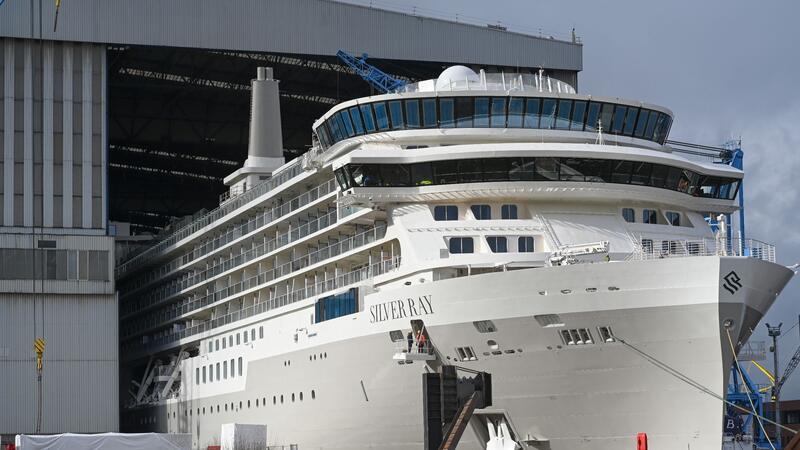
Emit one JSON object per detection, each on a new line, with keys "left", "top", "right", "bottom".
{"left": 117, "top": 65, "right": 794, "bottom": 449}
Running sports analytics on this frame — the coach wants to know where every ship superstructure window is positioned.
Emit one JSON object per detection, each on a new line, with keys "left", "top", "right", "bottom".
{"left": 518, "top": 236, "right": 535, "bottom": 253}
{"left": 666, "top": 211, "right": 681, "bottom": 226}
{"left": 642, "top": 209, "right": 658, "bottom": 224}
{"left": 622, "top": 208, "right": 635, "bottom": 223}
{"left": 259, "top": 327, "right": 264, "bottom": 339}
{"left": 202, "top": 366, "right": 206, "bottom": 384}
{"left": 449, "top": 237, "right": 474, "bottom": 254}
{"left": 196, "top": 368, "right": 199, "bottom": 385}
{"left": 317, "top": 96, "right": 673, "bottom": 148}
{"left": 487, "top": 237, "right": 508, "bottom": 253}
{"left": 209, "top": 365, "right": 214, "bottom": 382}
{"left": 471, "top": 205, "right": 491, "bottom": 220}
{"left": 230, "top": 359, "right": 235, "bottom": 378}
{"left": 314, "top": 288, "right": 358, "bottom": 323}
{"left": 501, "top": 204, "right": 518, "bottom": 219}
{"left": 251, "top": 329, "right": 256, "bottom": 341}
{"left": 244, "top": 332, "right": 248, "bottom": 344}
{"left": 238, "top": 357, "right": 243, "bottom": 376}
{"left": 335, "top": 157, "right": 740, "bottom": 200}
{"left": 434, "top": 205, "right": 458, "bottom": 221}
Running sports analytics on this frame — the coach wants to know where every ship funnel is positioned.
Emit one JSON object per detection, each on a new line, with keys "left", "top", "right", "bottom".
{"left": 223, "top": 67, "right": 285, "bottom": 194}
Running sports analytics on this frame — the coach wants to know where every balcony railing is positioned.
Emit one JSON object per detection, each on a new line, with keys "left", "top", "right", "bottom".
{"left": 124, "top": 256, "right": 402, "bottom": 357}
{"left": 121, "top": 209, "right": 339, "bottom": 317}
{"left": 629, "top": 237, "right": 776, "bottom": 263}
{"left": 120, "top": 178, "right": 337, "bottom": 292}
{"left": 116, "top": 160, "right": 308, "bottom": 278}
{"left": 121, "top": 225, "right": 388, "bottom": 337}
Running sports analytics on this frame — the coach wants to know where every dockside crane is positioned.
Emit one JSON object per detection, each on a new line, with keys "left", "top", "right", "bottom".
{"left": 336, "top": 50, "right": 408, "bottom": 94}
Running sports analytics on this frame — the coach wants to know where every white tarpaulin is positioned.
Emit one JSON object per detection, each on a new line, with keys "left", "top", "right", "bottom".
{"left": 15, "top": 433, "right": 191, "bottom": 450}
{"left": 220, "top": 424, "right": 267, "bottom": 450}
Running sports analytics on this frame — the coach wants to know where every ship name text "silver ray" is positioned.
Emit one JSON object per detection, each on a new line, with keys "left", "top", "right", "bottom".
{"left": 369, "top": 295, "right": 434, "bottom": 323}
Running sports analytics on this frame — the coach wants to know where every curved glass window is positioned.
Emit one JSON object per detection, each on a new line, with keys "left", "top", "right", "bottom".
{"left": 318, "top": 96, "right": 674, "bottom": 148}
{"left": 471, "top": 205, "right": 491, "bottom": 220}
{"left": 622, "top": 208, "right": 635, "bottom": 223}
{"left": 336, "top": 156, "right": 740, "bottom": 200}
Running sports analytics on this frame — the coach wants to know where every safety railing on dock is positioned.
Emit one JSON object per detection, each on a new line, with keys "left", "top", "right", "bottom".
{"left": 628, "top": 237, "right": 776, "bottom": 263}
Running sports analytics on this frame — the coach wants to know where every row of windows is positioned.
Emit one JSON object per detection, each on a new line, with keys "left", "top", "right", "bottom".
{"left": 0, "top": 249, "right": 110, "bottom": 281}
{"left": 314, "top": 288, "right": 358, "bottom": 323}
{"left": 315, "top": 96, "right": 673, "bottom": 148}
{"left": 449, "top": 236, "right": 535, "bottom": 254}
{"left": 184, "top": 390, "right": 319, "bottom": 418}
{"left": 434, "top": 204, "right": 518, "bottom": 221}
{"left": 335, "top": 157, "right": 740, "bottom": 200}
{"left": 196, "top": 357, "right": 243, "bottom": 385}
{"left": 208, "top": 326, "right": 265, "bottom": 353}
{"left": 622, "top": 208, "right": 682, "bottom": 226}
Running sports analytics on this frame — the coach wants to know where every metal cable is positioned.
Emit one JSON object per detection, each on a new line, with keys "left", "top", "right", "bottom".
{"left": 726, "top": 327, "right": 776, "bottom": 450}
{"left": 613, "top": 333, "right": 795, "bottom": 436}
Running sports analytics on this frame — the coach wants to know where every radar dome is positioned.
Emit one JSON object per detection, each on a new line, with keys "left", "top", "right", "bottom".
{"left": 436, "top": 65, "right": 479, "bottom": 91}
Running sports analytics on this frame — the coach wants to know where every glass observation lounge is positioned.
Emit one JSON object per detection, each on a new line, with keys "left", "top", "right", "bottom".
{"left": 314, "top": 96, "right": 673, "bottom": 149}
{"left": 334, "top": 157, "right": 740, "bottom": 200}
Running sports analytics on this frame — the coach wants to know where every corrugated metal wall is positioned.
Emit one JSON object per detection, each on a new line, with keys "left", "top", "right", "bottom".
{"left": 0, "top": 0, "right": 582, "bottom": 71}
{"left": 0, "top": 292, "right": 118, "bottom": 434}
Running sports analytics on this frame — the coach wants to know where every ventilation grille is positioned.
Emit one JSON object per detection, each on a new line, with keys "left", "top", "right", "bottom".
{"left": 597, "top": 326, "right": 616, "bottom": 343}
{"left": 473, "top": 320, "right": 497, "bottom": 333}
{"left": 535, "top": 314, "right": 564, "bottom": 328}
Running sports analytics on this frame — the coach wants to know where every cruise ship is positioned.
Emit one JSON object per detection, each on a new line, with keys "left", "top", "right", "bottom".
{"left": 117, "top": 65, "right": 795, "bottom": 449}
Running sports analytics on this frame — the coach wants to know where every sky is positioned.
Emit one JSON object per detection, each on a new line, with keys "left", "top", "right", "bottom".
{"left": 381, "top": 0, "right": 800, "bottom": 396}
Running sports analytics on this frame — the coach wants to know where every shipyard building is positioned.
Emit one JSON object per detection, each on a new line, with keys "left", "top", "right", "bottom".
{"left": 0, "top": 0, "right": 582, "bottom": 440}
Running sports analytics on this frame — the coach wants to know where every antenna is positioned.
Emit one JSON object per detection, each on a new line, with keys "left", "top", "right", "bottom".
{"left": 595, "top": 119, "right": 604, "bottom": 145}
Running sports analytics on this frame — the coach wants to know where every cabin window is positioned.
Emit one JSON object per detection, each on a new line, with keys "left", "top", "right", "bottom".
{"left": 196, "top": 368, "right": 200, "bottom": 385}
{"left": 230, "top": 359, "right": 235, "bottom": 378}
{"left": 584, "top": 101, "right": 602, "bottom": 131}
{"left": 349, "top": 107, "right": 365, "bottom": 135}
{"left": 236, "top": 333, "right": 240, "bottom": 345}
{"left": 373, "top": 102, "right": 390, "bottom": 131}
{"left": 642, "top": 209, "right": 658, "bottom": 224}
{"left": 487, "top": 236, "right": 508, "bottom": 253}
{"left": 238, "top": 357, "right": 243, "bottom": 377}
{"left": 215, "top": 339, "right": 219, "bottom": 351}
{"left": 209, "top": 365, "right": 214, "bottom": 382}
{"left": 518, "top": 236, "right": 535, "bottom": 253}
{"left": 314, "top": 288, "right": 358, "bottom": 323}
{"left": 473, "top": 97, "right": 490, "bottom": 127}
{"left": 666, "top": 211, "right": 681, "bottom": 226}
{"left": 507, "top": 98, "right": 524, "bottom": 127}
{"left": 524, "top": 98, "right": 540, "bottom": 128}
{"left": 455, "top": 97, "right": 474, "bottom": 128}
{"left": 359, "top": 104, "right": 377, "bottom": 132}
{"left": 243, "top": 332, "right": 248, "bottom": 344}
{"left": 202, "top": 366, "right": 207, "bottom": 384}
{"left": 555, "top": 99, "right": 572, "bottom": 129}
{"left": 490, "top": 97, "right": 506, "bottom": 128}
{"left": 223, "top": 361, "right": 228, "bottom": 379}
{"left": 540, "top": 99, "right": 557, "bottom": 129}
{"left": 501, "top": 204, "right": 518, "bottom": 219}
{"left": 222, "top": 339, "right": 226, "bottom": 350}
{"left": 622, "top": 208, "right": 635, "bottom": 223}
{"left": 449, "top": 237, "right": 474, "bottom": 254}
{"left": 251, "top": 329, "right": 256, "bottom": 341}
{"left": 389, "top": 330, "right": 404, "bottom": 342}
{"left": 259, "top": 327, "right": 264, "bottom": 339}
{"left": 471, "top": 205, "right": 491, "bottom": 220}
{"left": 641, "top": 239, "right": 654, "bottom": 253}
{"left": 422, "top": 98, "right": 437, "bottom": 128}
{"left": 405, "top": 99, "right": 420, "bottom": 128}
{"left": 388, "top": 100, "right": 405, "bottom": 130}
{"left": 434, "top": 205, "right": 458, "bottom": 221}
{"left": 611, "top": 105, "right": 627, "bottom": 134}
{"left": 571, "top": 100, "right": 587, "bottom": 131}
{"left": 439, "top": 98, "right": 455, "bottom": 128}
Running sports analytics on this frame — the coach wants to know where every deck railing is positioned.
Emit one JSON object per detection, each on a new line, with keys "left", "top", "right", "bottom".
{"left": 120, "top": 178, "right": 337, "bottom": 292}
{"left": 628, "top": 237, "right": 776, "bottom": 263}
{"left": 124, "top": 256, "right": 401, "bottom": 356}
{"left": 116, "top": 160, "right": 307, "bottom": 278}
{"left": 121, "top": 225, "right": 387, "bottom": 337}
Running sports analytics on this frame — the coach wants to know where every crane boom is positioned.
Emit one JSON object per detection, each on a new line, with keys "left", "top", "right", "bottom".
{"left": 336, "top": 50, "right": 407, "bottom": 94}
{"left": 776, "top": 345, "right": 800, "bottom": 395}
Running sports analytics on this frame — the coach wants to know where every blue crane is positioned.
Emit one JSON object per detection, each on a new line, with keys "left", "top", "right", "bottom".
{"left": 336, "top": 50, "right": 407, "bottom": 94}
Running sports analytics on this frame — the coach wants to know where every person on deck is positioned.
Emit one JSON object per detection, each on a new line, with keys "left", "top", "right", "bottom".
{"left": 417, "top": 332, "right": 427, "bottom": 354}
{"left": 406, "top": 331, "right": 413, "bottom": 353}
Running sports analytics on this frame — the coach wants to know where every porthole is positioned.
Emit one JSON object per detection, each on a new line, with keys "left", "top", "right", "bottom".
{"left": 311, "top": 390, "right": 316, "bottom": 399}
{"left": 324, "top": 352, "right": 327, "bottom": 358}
{"left": 314, "top": 354, "right": 317, "bottom": 361}
{"left": 273, "top": 396, "right": 276, "bottom": 405}
{"left": 309, "top": 355, "right": 312, "bottom": 361}
{"left": 292, "top": 393, "right": 295, "bottom": 402}
{"left": 300, "top": 392, "right": 304, "bottom": 401}
{"left": 280, "top": 395, "right": 284, "bottom": 404}
{"left": 247, "top": 400, "right": 251, "bottom": 408}
{"left": 487, "top": 340, "right": 499, "bottom": 350}
{"left": 225, "top": 404, "right": 228, "bottom": 411}
{"left": 262, "top": 397, "right": 266, "bottom": 406}
{"left": 255, "top": 399, "right": 259, "bottom": 407}
{"left": 239, "top": 401, "right": 243, "bottom": 410}
{"left": 216, "top": 405, "right": 220, "bottom": 413}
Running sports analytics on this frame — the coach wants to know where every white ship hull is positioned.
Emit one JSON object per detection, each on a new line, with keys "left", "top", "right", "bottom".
{"left": 127, "top": 255, "right": 792, "bottom": 450}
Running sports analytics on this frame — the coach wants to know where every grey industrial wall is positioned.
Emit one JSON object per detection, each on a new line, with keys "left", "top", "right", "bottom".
{"left": 0, "top": 291, "right": 118, "bottom": 434}
{"left": 1, "top": 37, "right": 107, "bottom": 231}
